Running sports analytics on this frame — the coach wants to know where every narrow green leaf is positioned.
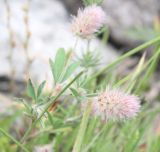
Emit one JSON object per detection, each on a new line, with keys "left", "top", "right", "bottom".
{"left": 46, "top": 111, "right": 54, "bottom": 127}
{"left": 27, "top": 79, "right": 36, "bottom": 101}
{"left": 49, "top": 58, "right": 58, "bottom": 85}
{"left": 70, "top": 88, "right": 79, "bottom": 97}
{"left": 54, "top": 48, "right": 66, "bottom": 83}
{"left": 37, "top": 81, "right": 46, "bottom": 99}
{"left": 62, "top": 62, "right": 79, "bottom": 82}
{"left": 126, "top": 53, "right": 146, "bottom": 93}
{"left": 135, "top": 47, "right": 160, "bottom": 93}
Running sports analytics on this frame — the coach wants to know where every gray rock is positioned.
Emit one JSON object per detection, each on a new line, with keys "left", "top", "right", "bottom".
{"left": 0, "top": 93, "right": 14, "bottom": 114}
{"left": 103, "top": 0, "right": 160, "bottom": 45}
{"left": 59, "top": 0, "right": 83, "bottom": 15}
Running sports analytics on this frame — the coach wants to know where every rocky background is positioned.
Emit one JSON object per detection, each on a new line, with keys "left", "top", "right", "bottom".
{"left": 0, "top": 0, "right": 160, "bottom": 110}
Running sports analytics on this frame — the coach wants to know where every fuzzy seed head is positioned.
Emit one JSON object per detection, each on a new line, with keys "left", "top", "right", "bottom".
{"left": 91, "top": 90, "right": 141, "bottom": 121}
{"left": 71, "top": 5, "right": 106, "bottom": 39}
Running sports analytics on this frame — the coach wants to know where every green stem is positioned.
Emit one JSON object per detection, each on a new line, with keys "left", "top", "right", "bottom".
{"left": 36, "top": 71, "right": 84, "bottom": 123}
{"left": 20, "top": 70, "right": 84, "bottom": 143}
{"left": 0, "top": 128, "right": 29, "bottom": 152}
{"left": 83, "top": 36, "right": 160, "bottom": 86}
{"left": 72, "top": 102, "right": 91, "bottom": 152}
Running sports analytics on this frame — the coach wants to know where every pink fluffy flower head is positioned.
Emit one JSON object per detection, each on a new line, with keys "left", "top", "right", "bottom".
{"left": 91, "top": 89, "right": 141, "bottom": 121}
{"left": 71, "top": 5, "right": 106, "bottom": 39}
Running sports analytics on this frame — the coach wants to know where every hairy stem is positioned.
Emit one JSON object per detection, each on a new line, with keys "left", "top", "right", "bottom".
{"left": 20, "top": 71, "right": 84, "bottom": 144}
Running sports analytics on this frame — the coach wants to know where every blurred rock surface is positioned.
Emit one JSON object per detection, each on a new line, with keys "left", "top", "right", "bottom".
{"left": 103, "top": 0, "right": 160, "bottom": 46}
{"left": 0, "top": 93, "right": 14, "bottom": 114}
{"left": 59, "top": 0, "right": 83, "bottom": 15}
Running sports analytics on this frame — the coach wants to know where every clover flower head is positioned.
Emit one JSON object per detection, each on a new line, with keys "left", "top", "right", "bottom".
{"left": 71, "top": 5, "right": 106, "bottom": 39}
{"left": 91, "top": 89, "right": 141, "bottom": 121}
